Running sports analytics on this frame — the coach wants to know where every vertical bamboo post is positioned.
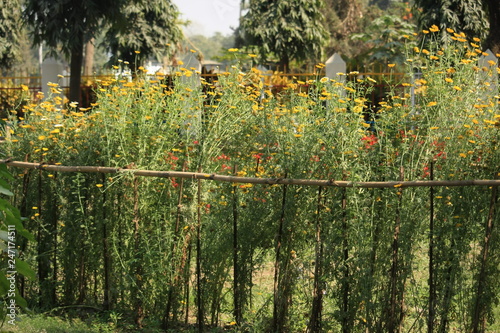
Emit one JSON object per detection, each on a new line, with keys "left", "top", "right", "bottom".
{"left": 472, "top": 174, "right": 498, "bottom": 332}
{"left": 36, "top": 164, "right": 43, "bottom": 307}
{"left": 341, "top": 185, "right": 350, "bottom": 333}
{"left": 196, "top": 176, "right": 204, "bottom": 332}
{"left": 36, "top": 159, "right": 54, "bottom": 308}
{"left": 308, "top": 186, "right": 323, "bottom": 333}
{"left": 367, "top": 186, "right": 383, "bottom": 332}
{"left": 387, "top": 167, "right": 404, "bottom": 333}
{"left": 185, "top": 241, "right": 192, "bottom": 325}
{"left": 132, "top": 176, "right": 144, "bottom": 327}
{"left": 50, "top": 172, "right": 59, "bottom": 307}
{"left": 101, "top": 173, "right": 111, "bottom": 311}
{"left": 273, "top": 179, "right": 288, "bottom": 333}
{"left": 18, "top": 158, "right": 31, "bottom": 299}
{"left": 428, "top": 162, "right": 435, "bottom": 333}
{"left": 232, "top": 165, "right": 242, "bottom": 325}
{"left": 164, "top": 163, "right": 187, "bottom": 329}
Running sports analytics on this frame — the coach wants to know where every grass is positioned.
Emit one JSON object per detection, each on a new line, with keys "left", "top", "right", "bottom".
{"left": 1, "top": 314, "right": 102, "bottom": 333}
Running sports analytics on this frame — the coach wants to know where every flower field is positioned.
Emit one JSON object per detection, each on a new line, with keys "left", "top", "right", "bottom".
{"left": 1, "top": 29, "right": 500, "bottom": 332}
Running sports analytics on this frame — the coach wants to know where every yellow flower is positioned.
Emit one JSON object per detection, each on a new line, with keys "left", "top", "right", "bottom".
{"left": 21, "top": 84, "right": 29, "bottom": 91}
{"left": 38, "top": 135, "right": 46, "bottom": 140}
{"left": 96, "top": 184, "right": 104, "bottom": 187}
{"left": 427, "top": 101, "right": 437, "bottom": 107}
{"left": 248, "top": 53, "right": 257, "bottom": 58}
{"left": 134, "top": 50, "right": 141, "bottom": 54}
{"left": 388, "top": 64, "right": 396, "bottom": 68}
{"left": 320, "top": 77, "right": 329, "bottom": 83}
{"left": 429, "top": 25, "right": 439, "bottom": 32}
{"left": 446, "top": 28, "right": 454, "bottom": 33}
{"left": 453, "top": 86, "right": 462, "bottom": 91}
{"left": 445, "top": 78, "right": 453, "bottom": 83}
{"left": 228, "top": 48, "right": 239, "bottom": 52}
{"left": 459, "top": 153, "right": 467, "bottom": 158}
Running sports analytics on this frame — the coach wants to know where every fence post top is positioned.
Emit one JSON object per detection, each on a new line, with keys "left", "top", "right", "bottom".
{"left": 479, "top": 49, "right": 498, "bottom": 66}
{"left": 325, "top": 53, "right": 345, "bottom": 65}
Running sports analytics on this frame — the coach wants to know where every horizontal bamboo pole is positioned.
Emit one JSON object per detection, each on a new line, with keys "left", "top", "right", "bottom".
{"left": 1, "top": 159, "right": 499, "bottom": 188}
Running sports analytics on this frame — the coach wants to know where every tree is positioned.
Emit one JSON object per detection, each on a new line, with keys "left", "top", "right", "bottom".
{"left": 24, "top": 0, "right": 124, "bottom": 103}
{"left": 238, "top": 0, "right": 328, "bottom": 71}
{"left": 0, "top": 0, "right": 23, "bottom": 70}
{"left": 24, "top": 0, "right": 182, "bottom": 103}
{"left": 413, "top": 0, "right": 489, "bottom": 42}
{"left": 484, "top": 0, "right": 500, "bottom": 54}
{"left": 323, "top": 0, "right": 376, "bottom": 63}
{"left": 104, "top": 0, "right": 183, "bottom": 72}
{"left": 350, "top": 4, "right": 417, "bottom": 69}
{"left": 187, "top": 33, "right": 235, "bottom": 61}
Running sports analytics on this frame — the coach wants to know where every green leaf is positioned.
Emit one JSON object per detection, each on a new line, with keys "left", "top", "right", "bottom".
{"left": 17, "top": 228, "right": 35, "bottom": 242}
{"left": 15, "top": 289, "right": 28, "bottom": 309}
{"left": 0, "top": 184, "right": 13, "bottom": 196}
{"left": 3, "top": 210, "right": 34, "bottom": 242}
{"left": 15, "top": 259, "right": 36, "bottom": 281}
{"left": 0, "top": 271, "right": 9, "bottom": 297}
{"left": 0, "top": 164, "right": 15, "bottom": 181}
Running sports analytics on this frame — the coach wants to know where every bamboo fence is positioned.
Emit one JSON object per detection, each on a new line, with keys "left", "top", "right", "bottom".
{"left": 1, "top": 159, "right": 499, "bottom": 188}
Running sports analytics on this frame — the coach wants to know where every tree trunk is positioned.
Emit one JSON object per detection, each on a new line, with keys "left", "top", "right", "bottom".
{"left": 69, "top": 34, "right": 84, "bottom": 104}
{"left": 486, "top": 0, "right": 500, "bottom": 55}
{"left": 278, "top": 54, "right": 290, "bottom": 73}
{"left": 84, "top": 38, "right": 95, "bottom": 77}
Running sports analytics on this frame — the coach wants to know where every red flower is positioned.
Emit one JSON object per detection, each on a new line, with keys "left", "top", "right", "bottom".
{"left": 361, "top": 134, "right": 378, "bottom": 149}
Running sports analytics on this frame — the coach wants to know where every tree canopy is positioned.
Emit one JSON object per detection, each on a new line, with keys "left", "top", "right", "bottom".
{"left": 413, "top": 0, "right": 489, "bottom": 42}
{"left": 104, "top": 0, "right": 183, "bottom": 71}
{"left": 23, "top": 0, "right": 183, "bottom": 103}
{"left": 238, "top": 0, "right": 328, "bottom": 71}
{"left": 24, "top": 0, "right": 125, "bottom": 103}
{"left": 0, "top": 0, "right": 23, "bottom": 70}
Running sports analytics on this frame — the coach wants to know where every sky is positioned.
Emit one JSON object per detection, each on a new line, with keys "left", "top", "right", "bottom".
{"left": 172, "top": 0, "right": 241, "bottom": 37}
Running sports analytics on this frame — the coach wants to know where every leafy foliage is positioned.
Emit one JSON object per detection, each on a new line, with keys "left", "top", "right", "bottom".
{"left": 0, "top": 0, "right": 23, "bottom": 69}
{"left": 414, "top": 0, "right": 489, "bottom": 42}
{"left": 238, "top": 0, "right": 328, "bottom": 70}
{"left": 351, "top": 11, "right": 417, "bottom": 68}
{"left": 104, "top": 0, "right": 183, "bottom": 71}
{"left": 0, "top": 162, "right": 35, "bottom": 324}
{"left": 186, "top": 33, "right": 236, "bottom": 62}
{"left": 23, "top": 0, "right": 121, "bottom": 59}
{"left": 23, "top": 0, "right": 127, "bottom": 103}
